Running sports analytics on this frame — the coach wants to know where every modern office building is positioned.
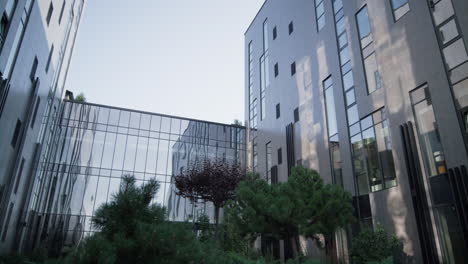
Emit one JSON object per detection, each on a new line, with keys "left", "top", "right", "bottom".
{"left": 0, "top": 0, "right": 86, "bottom": 254}
{"left": 19, "top": 99, "right": 246, "bottom": 254}
{"left": 245, "top": 0, "right": 468, "bottom": 263}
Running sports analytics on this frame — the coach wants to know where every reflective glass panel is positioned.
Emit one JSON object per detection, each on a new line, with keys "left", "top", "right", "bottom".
{"left": 135, "top": 137, "right": 148, "bottom": 173}
{"left": 123, "top": 136, "right": 137, "bottom": 171}
{"left": 157, "top": 140, "right": 169, "bottom": 174}
{"left": 129, "top": 112, "right": 141, "bottom": 129}
{"left": 119, "top": 111, "right": 130, "bottom": 127}
{"left": 411, "top": 86, "right": 447, "bottom": 177}
{"left": 101, "top": 133, "right": 116, "bottom": 169}
{"left": 112, "top": 134, "right": 127, "bottom": 170}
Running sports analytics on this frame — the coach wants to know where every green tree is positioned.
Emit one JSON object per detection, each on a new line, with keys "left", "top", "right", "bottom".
{"left": 350, "top": 226, "right": 399, "bottom": 263}
{"left": 287, "top": 167, "right": 353, "bottom": 260}
{"left": 227, "top": 167, "right": 353, "bottom": 260}
{"left": 69, "top": 175, "right": 202, "bottom": 264}
{"left": 75, "top": 93, "right": 86, "bottom": 102}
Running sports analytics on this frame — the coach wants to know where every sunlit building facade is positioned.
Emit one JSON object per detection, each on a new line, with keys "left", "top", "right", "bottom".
{"left": 0, "top": 0, "right": 86, "bottom": 254}
{"left": 22, "top": 100, "right": 246, "bottom": 253}
{"left": 245, "top": 0, "right": 468, "bottom": 263}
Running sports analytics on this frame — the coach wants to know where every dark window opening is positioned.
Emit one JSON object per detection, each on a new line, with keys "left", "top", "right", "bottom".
{"left": 291, "top": 62, "right": 296, "bottom": 76}
{"left": 273, "top": 26, "right": 277, "bottom": 40}
{"left": 58, "top": 1, "right": 66, "bottom": 24}
{"left": 11, "top": 119, "right": 22, "bottom": 148}
{"left": 46, "top": 45, "right": 54, "bottom": 73}
{"left": 288, "top": 21, "right": 294, "bottom": 35}
{"left": 278, "top": 148, "right": 282, "bottom": 165}
{"left": 46, "top": 2, "right": 54, "bottom": 26}
{"left": 30, "top": 57, "right": 38, "bottom": 81}
{"left": 1, "top": 203, "right": 14, "bottom": 241}
{"left": 31, "top": 97, "right": 40, "bottom": 129}
{"left": 294, "top": 108, "right": 299, "bottom": 122}
{"left": 0, "top": 14, "right": 8, "bottom": 45}
{"left": 276, "top": 103, "right": 280, "bottom": 119}
{"left": 274, "top": 63, "right": 279, "bottom": 77}
{"left": 14, "top": 158, "right": 25, "bottom": 194}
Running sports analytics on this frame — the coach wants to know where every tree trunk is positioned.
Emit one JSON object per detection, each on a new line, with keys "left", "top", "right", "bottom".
{"left": 285, "top": 234, "right": 300, "bottom": 259}
{"left": 325, "top": 233, "right": 337, "bottom": 264}
{"left": 214, "top": 206, "right": 220, "bottom": 240}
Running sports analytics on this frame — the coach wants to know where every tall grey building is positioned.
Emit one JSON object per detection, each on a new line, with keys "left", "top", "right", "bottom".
{"left": 0, "top": 0, "right": 86, "bottom": 254}
{"left": 245, "top": 0, "right": 468, "bottom": 263}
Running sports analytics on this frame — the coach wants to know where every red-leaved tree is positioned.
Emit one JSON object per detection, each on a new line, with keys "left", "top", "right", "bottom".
{"left": 174, "top": 159, "right": 245, "bottom": 234}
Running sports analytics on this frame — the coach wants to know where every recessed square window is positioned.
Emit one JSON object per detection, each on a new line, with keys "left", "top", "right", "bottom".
{"left": 289, "top": 21, "right": 294, "bottom": 35}
{"left": 276, "top": 103, "right": 280, "bottom": 119}
{"left": 294, "top": 107, "right": 299, "bottom": 122}
{"left": 291, "top": 62, "right": 296, "bottom": 76}
{"left": 273, "top": 26, "right": 277, "bottom": 40}
{"left": 274, "top": 63, "right": 279, "bottom": 77}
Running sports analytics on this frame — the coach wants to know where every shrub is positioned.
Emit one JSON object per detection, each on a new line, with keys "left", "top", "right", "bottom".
{"left": 350, "top": 226, "right": 399, "bottom": 263}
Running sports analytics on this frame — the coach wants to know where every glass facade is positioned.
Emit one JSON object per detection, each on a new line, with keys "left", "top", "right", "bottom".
{"left": 28, "top": 101, "right": 246, "bottom": 245}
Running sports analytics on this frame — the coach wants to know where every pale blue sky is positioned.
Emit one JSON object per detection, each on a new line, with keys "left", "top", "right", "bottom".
{"left": 66, "top": 0, "right": 264, "bottom": 124}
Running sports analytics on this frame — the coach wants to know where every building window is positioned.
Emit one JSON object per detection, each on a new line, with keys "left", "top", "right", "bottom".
{"left": 288, "top": 21, "right": 294, "bottom": 35}
{"left": 274, "top": 63, "right": 279, "bottom": 77}
{"left": 410, "top": 84, "right": 447, "bottom": 177}
{"left": 266, "top": 142, "right": 272, "bottom": 181}
{"left": 248, "top": 42, "right": 257, "bottom": 128}
{"left": 253, "top": 141, "right": 258, "bottom": 172}
{"left": 46, "top": 45, "right": 54, "bottom": 73}
{"left": 263, "top": 19, "right": 269, "bottom": 51}
{"left": 278, "top": 148, "right": 283, "bottom": 165}
{"left": 59, "top": 0, "right": 66, "bottom": 24}
{"left": 356, "top": 6, "right": 381, "bottom": 94}
{"left": 14, "top": 158, "right": 25, "bottom": 194}
{"left": 0, "top": 14, "right": 8, "bottom": 46}
{"left": 323, "top": 76, "right": 343, "bottom": 186}
{"left": 30, "top": 57, "right": 38, "bottom": 81}
{"left": 290, "top": 62, "right": 296, "bottom": 76}
{"left": 276, "top": 103, "right": 280, "bottom": 119}
{"left": 46, "top": 2, "right": 54, "bottom": 26}
{"left": 315, "top": 0, "right": 326, "bottom": 31}
{"left": 273, "top": 26, "right": 277, "bottom": 40}
{"left": 11, "top": 119, "right": 22, "bottom": 148}
{"left": 350, "top": 108, "right": 397, "bottom": 194}
{"left": 390, "top": 0, "right": 410, "bottom": 21}
{"left": 294, "top": 108, "right": 299, "bottom": 122}
{"left": 260, "top": 55, "right": 269, "bottom": 120}
{"left": 31, "top": 97, "right": 40, "bottom": 129}
{"left": 260, "top": 20, "right": 270, "bottom": 122}
{"left": 0, "top": 0, "right": 17, "bottom": 48}
{"left": 1, "top": 203, "right": 13, "bottom": 241}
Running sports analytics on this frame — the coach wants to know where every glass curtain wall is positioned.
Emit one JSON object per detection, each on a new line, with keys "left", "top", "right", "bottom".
{"left": 28, "top": 101, "right": 246, "bottom": 249}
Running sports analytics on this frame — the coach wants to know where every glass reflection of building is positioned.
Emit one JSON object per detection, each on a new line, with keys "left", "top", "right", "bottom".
{"left": 167, "top": 120, "right": 245, "bottom": 223}
{"left": 25, "top": 100, "right": 246, "bottom": 251}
